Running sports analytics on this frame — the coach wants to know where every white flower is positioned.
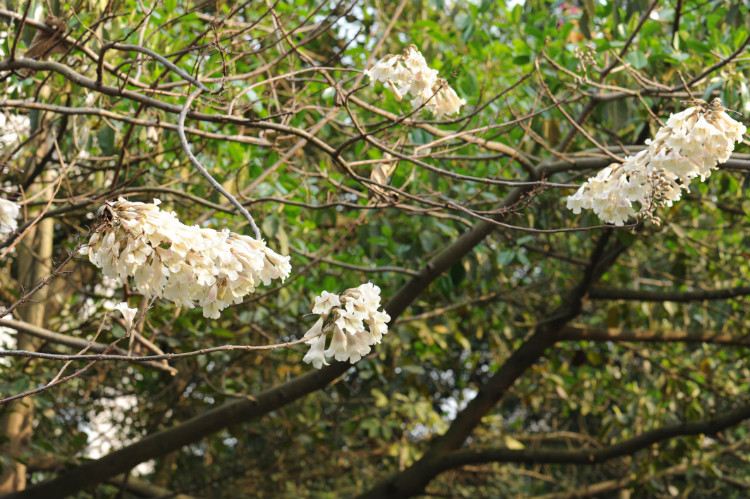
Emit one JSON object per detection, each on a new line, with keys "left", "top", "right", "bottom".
{"left": 114, "top": 302, "right": 138, "bottom": 332}
{"left": 85, "top": 198, "right": 291, "bottom": 318}
{"left": 367, "top": 310, "right": 391, "bottom": 343}
{"left": 566, "top": 98, "right": 746, "bottom": 225}
{"left": 364, "top": 45, "right": 464, "bottom": 118}
{"left": 335, "top": 307, "right": 365, "bottom": 335}
{"left": 302, "top": 334, "right": 328, "bottom": 369}
{"left": 301, "top": 282, "right": 391, "bottom": 369}
{"left": 0, "top": 198, "right": 19, "bottom": 242}
{"left": 345, "top": 331, "right": 372, "bottom": 363}
{"left": 312, "top": 291, "right": 341, "bottom": 315}
{"left": 325, "top": 324, "right": 349, "bottom": 362}
{"left": 303, "top": 317, "right": 325, "bottom": 341}
{"left": 412, "top": 81, "right": 467, "bottom": 119}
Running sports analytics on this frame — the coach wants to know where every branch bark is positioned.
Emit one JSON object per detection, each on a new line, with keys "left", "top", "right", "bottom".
{"left": 434, "top": 401, "right": 750, "bottom": 469}
{"left": 560, "top": 325, "right": 750, "bottom": 346}
{"left": 0, "top": 319, "right": 177, "bottom": 374}
{"left": 589, "top": 286, "right": 750, "bottom": 302}
{"left": 0, "top": 172, "right": 55, "bottom": 493}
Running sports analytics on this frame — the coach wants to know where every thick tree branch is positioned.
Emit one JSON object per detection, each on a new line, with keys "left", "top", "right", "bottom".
{"left": 560, "top": 325, "right": 750, "bottom": 346}
{"left": 373, "top": 402, "right": 750, "bottom": 499}
{"left": 8, "top": 172, "right": 535, "bottom": 499}
{"left": 26, "top": 454, "right": 203, "bottom": 499}
{"left": 356, "top": 232, "right": 630, "bottom": 499}
{"left": 589, "top": 286, "right": 750, "bottom": 302}
{"left": 435, "top": 401, "right": 750, "bottom": 469}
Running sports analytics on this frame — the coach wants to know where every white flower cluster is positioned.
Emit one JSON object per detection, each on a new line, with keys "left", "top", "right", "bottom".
{"left": 302, "top": 283, "right": 391, "bottom": 369}
{"left": 567, "top": 98, "right": 746, "bottom": 226}
{"left": 84, "top": 198, "right": 291, "bottom": 319}
{"left": 364, "top": 44, "right": 466, "bottom": 119}
{"left": 0, "top": 197, "right": 19, "bottom": 242}
{"left": 0, "top": 307, "right": 16, "bottom": 367}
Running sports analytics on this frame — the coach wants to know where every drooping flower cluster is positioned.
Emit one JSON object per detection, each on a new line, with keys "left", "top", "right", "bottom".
{"left": 567, "top": 98, "right": 746, "bottom": 225}
{"left": 0, "top": 197, "right": 19, "bottom": 242}
{"left": 364, "top": 45, "right": 466, "bottom": 119}
{"left": 84, "top": 198, "right": 291, "bottom": 319}
{"left": 302, "top": 283, "right": 391, "bottom": 369}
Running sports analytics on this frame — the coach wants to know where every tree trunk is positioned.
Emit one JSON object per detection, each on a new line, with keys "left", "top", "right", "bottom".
{"left": 0, "top": 173, "right": 55, "bottom": 493}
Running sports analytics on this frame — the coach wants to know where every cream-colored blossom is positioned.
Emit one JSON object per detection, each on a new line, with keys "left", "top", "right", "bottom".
{"left": 364, "top": 45, "right": 464, "bottom": 118}
{"left": 411, "top": 80, "right": 467, "bottom": 119}
{"left": 302, "top": 334, "right": 328, "bottom": 369}
{"left": 301, "top": 282, "right": 391, "bottom": 369}
{"left": 85, "top": 198, "right": 291, "bottom": 318}
{"left": 114, "top": 302, "right": 138, "bottom": 332}
{"left": 312, "top": 291, "right": 341, "bottom": 315}
{"left": 567, "top": 99, "right": 746, "bottom": 225}
{"left": 0, "top": 197, "right": 19, "bottom": 242}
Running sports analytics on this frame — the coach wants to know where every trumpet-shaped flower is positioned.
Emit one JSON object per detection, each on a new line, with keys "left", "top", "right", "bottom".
{"left": 301, "top": 282, "right": 391, "bottom": 368}
{"left": 84, "top": 198, "right": 291, "bottom": 318}
{"left": 566, "top": 98, "right": 746, "bottom": 225}
{"left": 364, "top": 45, "right": 465, "bottom": 119}
{"left": 114, "top": 302, "right": 138, "bottom": 332}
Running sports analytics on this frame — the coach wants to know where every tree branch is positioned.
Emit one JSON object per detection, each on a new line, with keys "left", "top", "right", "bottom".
{"left": 26, "top": 454, "right": 204, "bottom": 499}
{"left": 560, "top": 325, "right": 750, "bottom": 346}
{"left": 0, "top": 59, "right": 337, "bottom": 157}
{"left": 589, "top": 286, "right": 750, "bottom": 302}
{"left": 356, "top": 232, "right": 630, "bottom": 499}
{"left": 373, "top": 402, "right": 750, "bottom": 499}
{"left": 0, "top": 318, "right": 176, "bottom": 374}
{"left": 436, "top": 401, "right": 750, "bottom": 469}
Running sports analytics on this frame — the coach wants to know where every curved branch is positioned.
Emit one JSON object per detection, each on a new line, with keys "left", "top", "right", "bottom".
{"left": 365, "top": 402, "right": 750, "bottom": 499}
{"left": 356, "top": 232, "right": 630, "bottom": 499}
{"left": 0, "top": 99, "right": 272, "bottom": 147}
{"left": 589, "top": 286, "right": 750, "bottom": 302}
{"left": 560, "top": 325, "right": 750, "bottom": 346}
{"left": 347, "top": 95, "right": 535, "bottom": 170}
{"left": 437, "top": 401, "right": 750, "bottom": 469}
{"left": 177, "top": 88, "right": 261, "bottom": 239}
{"left": 0, "top": 332, "right": 321, "bottom": 364}
{"left": 102, "top": 43, "right": 210, "bottom": 92}
{"left": 0, "top": 59, "right": 337, "bottom": 157}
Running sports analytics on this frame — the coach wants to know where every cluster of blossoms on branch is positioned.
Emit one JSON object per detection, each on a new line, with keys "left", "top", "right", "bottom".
{"left": 364, "top": 44, "right": 466, "bottom": 119}
{"left": 302, "top": 283, "right": 391, "bottom": 369}
{"left": 567, "top": 98, "right": 746, "bottom": 226}
{"left": 0, "top": 198, "right": 19, "bottom": 243}
{"left": 84, "top": 198, "right": 291, "bottom": 319}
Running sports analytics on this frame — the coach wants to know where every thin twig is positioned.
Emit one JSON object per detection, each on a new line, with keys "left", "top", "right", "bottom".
{"left": 177, "top": 88, "right": 262, "bottom": 239}
{"left": 47, "top": 315, "right": 108, "bottom": 385}
{"left": 0, "top": 333, "right": 317, "bottom": 363}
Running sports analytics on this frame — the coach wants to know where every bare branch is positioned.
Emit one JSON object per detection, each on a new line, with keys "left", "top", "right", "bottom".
{"left": 0, "top": 318, "right": 177, "bottom": 374}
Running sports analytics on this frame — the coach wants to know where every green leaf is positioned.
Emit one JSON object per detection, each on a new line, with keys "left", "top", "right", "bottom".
{"left": 98, "top": 125, "right": 116, "bottom": 156}
{"left": 625, "top": 50, "right": 648, "bottom": 69}
{"left": 212, "top": 328, "right": 235, "bottom": 339}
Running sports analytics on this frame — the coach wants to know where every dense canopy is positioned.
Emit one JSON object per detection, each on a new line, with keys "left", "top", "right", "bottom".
{"left": 0, "top": 1, "right": 750, "bottom": 498}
